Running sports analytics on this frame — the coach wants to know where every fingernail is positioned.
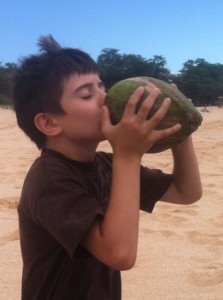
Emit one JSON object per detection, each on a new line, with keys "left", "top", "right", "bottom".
{"left": 165, "top": 97, "right": 171, "bottom": 104}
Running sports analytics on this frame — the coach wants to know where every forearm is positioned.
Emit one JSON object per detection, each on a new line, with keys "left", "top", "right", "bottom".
{"left": 83, "top": 154, "right": 141, "bottom": 270}
{"left": 171, "top": 136, "right": 202, "bottom": 202}
{"left": 102, "top": 154, "right": 141, "bottom": 253}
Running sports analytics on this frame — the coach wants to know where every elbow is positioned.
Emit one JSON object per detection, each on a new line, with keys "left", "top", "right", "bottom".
{"left": 191, "top": 185, "right": 203, "bottom": 203}
{"left": 192, "top": 191, "right": 203, "bottom": 204}
{"left": 195, "top": 187, "right": 203, "bottom": 202}
{"left": 118, "top": 253, "right": 137, "bottom": 271}
{"left": 108, "top": 247, "right": 137, "bottom": 271}
{"left": 114, "top": 257, "right": 136, "bottom": 271}
{"left": 182, "top": 187, "right": 203, "bottom": 205}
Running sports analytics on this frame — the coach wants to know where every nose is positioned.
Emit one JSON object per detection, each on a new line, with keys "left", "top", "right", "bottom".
{"left": 98, "top": 88, "right": 106, "bottom": 106}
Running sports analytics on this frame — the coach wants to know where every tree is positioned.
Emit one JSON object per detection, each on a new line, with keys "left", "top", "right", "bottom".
{"left": 2, "top": 52, "right": 223, "bottom": 108}
{"left": 97, "top": 49, "right": 171, "bottom": 89}
{"left": 175, "top": 59, "right": 223, "bottom": 106}
{"left": 97, "top": 48, "right": 124, "bottom": 89}
{"left": 0, "top": 62, "right": 17, "bottom": 105}
{"left": 147, "top": 55, "right": 171, "bottom": 82}
{"left": 121, "top": 53, "right": 150, "bottom": 79}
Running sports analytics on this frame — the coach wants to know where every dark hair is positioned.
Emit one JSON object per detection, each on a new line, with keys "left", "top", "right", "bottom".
{"left": 13, "top": 34, "right": 98, "bottom": 149}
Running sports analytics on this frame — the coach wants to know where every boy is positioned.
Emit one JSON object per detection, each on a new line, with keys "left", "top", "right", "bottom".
{"left": 13, "top": 35, "right": 202, "bottom": 300}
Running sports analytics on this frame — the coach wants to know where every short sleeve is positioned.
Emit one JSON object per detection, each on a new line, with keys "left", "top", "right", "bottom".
{"left": 35, "top": 180, "right": 104, "bottom": 258}
{"left": 140, "top": 166, "right": 173, "bottom": 213}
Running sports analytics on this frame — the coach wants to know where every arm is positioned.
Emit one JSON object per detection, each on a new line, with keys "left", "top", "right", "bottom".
{"left": 83, "top": 154, "right": 141, "bottom": 270}
{"left": 160, "top": 135, "right": 202, "bottom": 205}
{"left": 82, "top": 88, "right": 181, "bottom": 270}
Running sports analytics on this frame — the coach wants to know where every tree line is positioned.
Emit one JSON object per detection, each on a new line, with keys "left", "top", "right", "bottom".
{"left": 1, "top": 49, "right": 223, "bottom": 107}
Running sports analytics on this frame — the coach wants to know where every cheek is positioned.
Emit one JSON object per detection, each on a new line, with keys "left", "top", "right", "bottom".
{"left": 75, "top": 108, "right": 102, "bottom": 132}
{"left": 84, "top": 113, "right": 102, "bottom": 131}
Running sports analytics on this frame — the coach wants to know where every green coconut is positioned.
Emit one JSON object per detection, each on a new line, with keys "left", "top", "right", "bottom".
{"left": 105, "top": 77, "right": 203, "bottom": 153}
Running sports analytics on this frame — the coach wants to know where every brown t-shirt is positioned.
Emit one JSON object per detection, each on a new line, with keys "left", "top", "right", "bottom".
{"left": 18, "top": 149, "right": 173, "bottom": 300}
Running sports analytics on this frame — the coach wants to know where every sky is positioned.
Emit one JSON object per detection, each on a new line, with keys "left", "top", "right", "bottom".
{"left": 1, "top": 0, "right": 223, "bottom": 73}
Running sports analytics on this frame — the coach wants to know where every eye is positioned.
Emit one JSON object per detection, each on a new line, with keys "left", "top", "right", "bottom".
{"left": 82, "top": 94, "right": 93, "bottom": 100}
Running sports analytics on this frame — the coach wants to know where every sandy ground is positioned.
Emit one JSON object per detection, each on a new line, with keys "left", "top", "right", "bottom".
{"left": 0, "top": 106, "right": 222, "bottom": 299}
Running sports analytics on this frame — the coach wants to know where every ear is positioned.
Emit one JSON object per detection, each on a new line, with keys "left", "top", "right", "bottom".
{"left": 34, "top": 113, "right": 62, "bottom": 137}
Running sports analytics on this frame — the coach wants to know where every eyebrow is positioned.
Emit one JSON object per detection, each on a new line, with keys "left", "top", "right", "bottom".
{"left": 74, "top": 81, "right": 105, "bottom": 93}
{"left": 75, "top": 83, "right": 93, "bottom": 93}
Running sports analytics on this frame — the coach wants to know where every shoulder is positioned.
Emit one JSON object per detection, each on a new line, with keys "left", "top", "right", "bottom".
{"left": 20, "top": 150, "right": 81, "bottom": 205}
{"left": 26, "top": 149, "right": 75, "bottom": 183}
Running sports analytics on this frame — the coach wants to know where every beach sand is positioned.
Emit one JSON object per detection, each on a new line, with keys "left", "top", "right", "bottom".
{"left": 0, "top": 107, "right": 222, "bottom": 299}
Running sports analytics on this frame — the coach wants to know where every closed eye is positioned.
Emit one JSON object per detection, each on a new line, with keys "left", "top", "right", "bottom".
{"left": 82, "top": 95, "right": 93, "bottom": 100}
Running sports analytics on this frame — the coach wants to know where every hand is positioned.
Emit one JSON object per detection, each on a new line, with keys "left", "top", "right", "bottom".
{"left": 102, "top": 87, "right": 181, "bottom": 158}
{"left": 171, "top": 83, "right": 178, "bottom": 89}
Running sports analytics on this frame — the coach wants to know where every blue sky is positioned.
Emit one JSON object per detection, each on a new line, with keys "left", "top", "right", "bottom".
{"left": 1, "top": 0, "right": 223, "bottom": 73}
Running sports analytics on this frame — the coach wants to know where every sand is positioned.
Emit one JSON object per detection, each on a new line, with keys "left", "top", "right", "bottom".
{"left": 0, "top": 106, "right": 222, "bottom": 299}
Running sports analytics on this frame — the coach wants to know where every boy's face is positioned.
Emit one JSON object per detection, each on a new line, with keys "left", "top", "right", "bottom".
{"left": 55, "top": 73, "right": 106, "bottom": 145}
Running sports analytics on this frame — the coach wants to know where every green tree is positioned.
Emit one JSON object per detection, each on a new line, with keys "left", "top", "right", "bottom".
{"left": 97, "top": 49, "right": 171, "bottom": 89}
{"left": 147, "top": 55, "right": 171, "bottom": 81}
{"left": 97, "top": 48, "right": 124, "bottom": 89}
{"left": 0, "top": 62, "right": 17, "bottom": 105}
{"left": 176, "top": 59, "right": 223, "bottom": 106}
{"left": 121, "top": 53, "right": 150, "bottom": 79}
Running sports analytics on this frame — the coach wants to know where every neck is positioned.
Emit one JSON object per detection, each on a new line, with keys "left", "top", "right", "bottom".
{"left": 45, "top": 138, "right": 98, "bottom": 162}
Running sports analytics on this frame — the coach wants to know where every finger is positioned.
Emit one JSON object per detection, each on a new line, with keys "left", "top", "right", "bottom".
{"left": 147, "top": 97, "right": 172, "bottom": 128}
{"left": 136, "top": 87, "right": 161, "bottom": 120}
{"left": 154, "top": 123, "right": 181, "bottom": 141}
{"left": 122, "top": 86, "right": 145, "bottom": 119}
{"left": 171, "top": 83, "right": 178, "bottom": 89}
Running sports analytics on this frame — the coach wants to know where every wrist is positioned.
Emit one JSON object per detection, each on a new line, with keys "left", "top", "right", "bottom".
{"left": 112, "top": 151, "right": 142, "bottom": 166}
{"left": 171, "top": 136, "right": 193, "bottom": 152}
